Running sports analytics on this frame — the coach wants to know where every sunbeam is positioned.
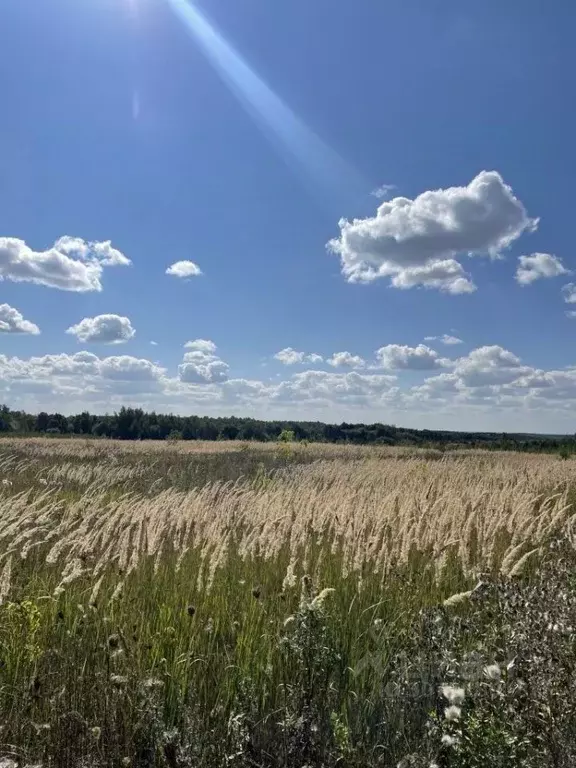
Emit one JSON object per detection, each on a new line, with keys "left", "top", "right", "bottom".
{"left": 165, "top": 0, "right": 367, "bottom": 203}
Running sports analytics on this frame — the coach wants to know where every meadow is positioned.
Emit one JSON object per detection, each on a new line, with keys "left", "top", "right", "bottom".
{"left": 1, "top": 438, "right": 576, "bottom": 767}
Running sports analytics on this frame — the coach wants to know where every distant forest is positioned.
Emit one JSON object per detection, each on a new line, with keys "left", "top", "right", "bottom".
{"left": 0, "top": 403, "right": 574, "bottom": 454}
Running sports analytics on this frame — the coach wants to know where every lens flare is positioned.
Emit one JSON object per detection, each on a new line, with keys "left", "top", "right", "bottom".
{"left": 165, "top": 0, "right": 366, "bottom": 203}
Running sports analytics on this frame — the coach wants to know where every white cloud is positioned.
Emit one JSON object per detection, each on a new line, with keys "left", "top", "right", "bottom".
{"left": 450, "top": 345, "right": 530, "bottom": 387}
{"left": 6, "top": 341, "right": 576, "bottom": 431}
{"left": 180, "top": 359, "right": 229, "bottom": 384}
{"left": 166, "top": 260, "right": 202, "bottom": 278}
{"left": 425, "top": 334, "right": 463, "bottom": 346}
{"left": 0, "top": 352, "right": 167, "bottom": 406}
{"left": 0, "top": 304, "right": 40, "bottom": 335}
{"left": 371, "top": 184, "right": 396, "bottom": 200}
{"left": 328, "top": 170, "right": 537, "bottom": 291}
{"left": 274, "top": 348, "right": 323, "bottom": 365}
{"left": 0, "top": 236, "right": 130, "bottom": 292}
{"left": 178, "top": 339, "right": 229, "bottom": 383}
{"left": 270, "top": 370, "right": 397, "bottom": 407}
{"left": 390, "top": 259, "right": 476, "bottom": 294}
{"left": 150, "top": 341, "right": 158, "bottom": 346}
{"left": 516, "top": 253, "right": 568, "bottom": 285}
{"left": 184, "top": 339, "right": 217, "bottom": 353}
{"left": 562, "top": 283, "right": 576, "bottom": 304}
{"left": 66, "top": 314, "right": 135, "bottom": 344}
{"left": 375, "top": 344, "right": 451, "bottom": 371}
{"left": 327, "top": 351, "right": 365, "bottom": 368}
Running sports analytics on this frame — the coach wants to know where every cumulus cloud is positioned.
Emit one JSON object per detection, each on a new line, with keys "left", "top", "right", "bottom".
{"left": 327, "top": 351, "right": 365, "bottom": 368}
{"left": 166, "top": 260, "right": 202, "bottom": 278}
{"left": 375, "top": 344, "right": 451, "bottom": 371}
{"left": 328, "top": 170, "right": 537, "bottom": 291}
{"left": 450, "top": 345, "right": 530, "bottom": 388}
{"left": 270, "top": 370, "right": 396, "bottom": 407}
{"left": 0, "top": 352, "right": 167, "bottom": 406}
{"left": 274, "top": 348, "right": 323, "bottom": 365}
{"left": 516, "top": 253, "right": 568, "bottom": 285}
{"left": 425, "top": 334, "right": 463, "bottom": 345}
{"left": 0, "top": 236, "right": 130, "bottom": 292}
{"left": 178, "top": 339, "right": 229, "bottom": 383}
{"left": 184, "top": 339, "right": 217, "bottom": 353}
{"left": 0, "top": 304, "right": 40, "bottom": 335}
{"left": 66, "top": 314, "right": 135, "bottom": 344}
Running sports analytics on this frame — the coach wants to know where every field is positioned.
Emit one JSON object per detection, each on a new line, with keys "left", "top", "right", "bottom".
{"left": 2, "top": 438, "right": 576, "bottom": 767}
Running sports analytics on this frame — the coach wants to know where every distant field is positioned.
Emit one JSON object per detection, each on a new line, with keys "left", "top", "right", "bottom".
{"left": 1, "top": 438, "right": 576, "bottom": 767}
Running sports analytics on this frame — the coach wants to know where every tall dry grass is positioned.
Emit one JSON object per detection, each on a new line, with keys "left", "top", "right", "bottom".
{"left": 0, "top": 440, "right": 575, "bottom": 766}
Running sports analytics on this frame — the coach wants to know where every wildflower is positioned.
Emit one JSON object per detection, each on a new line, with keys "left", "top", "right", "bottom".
{"left": 186, "top": 604, "right": 196, "bottom": 617}
{"left": 440, "top": 684, "right": 465, "bottom": 705}
{"left": 484, "top": 663, "right": 501, "bottom": 680}
{"left": 444, "top": 705, "right": 461, "bottom": 722}
{"left": 90, "top": 726, "right": 102, "bottom": 740}
{"left": 110, "top": 674, "right": 128, "bottom": 687}
{"left": 441, "top": 734, "right": 459, "bottom": 747}
{"left": 143, "top": 677, "right": 164, "bottom": 690}
{"left": 122, "top": 758, "right": 131, "bottom": 767}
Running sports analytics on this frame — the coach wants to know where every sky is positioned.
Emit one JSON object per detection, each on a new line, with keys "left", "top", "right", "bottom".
{"left": 0, "top": 0, "right": 575, "bottom": 431}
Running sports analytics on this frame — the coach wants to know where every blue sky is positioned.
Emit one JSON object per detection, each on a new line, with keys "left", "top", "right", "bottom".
{"left": 0, "top": 0, "right": 575, "bottom": 431}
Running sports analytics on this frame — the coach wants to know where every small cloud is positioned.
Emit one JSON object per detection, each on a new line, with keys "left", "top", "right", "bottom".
{"left": 166, "top": 260, "right": 202, "bottom": 278}
{"left": 274, "top": 348, "right": 323, "bottom": 365}
{"left": 66, "top": 314, "right": 135, "bottom": 344}
{"left": 0, "top": 303, "right": 40, "bottom": 335}
{"left": 562, "top": 283, "right": 576, "bottom": 304}
{"left": 425, "top": 334, "right": 464, "bottom": 345}
{"left": 516, "top": 253, "right": 568, "bottom": 285}
{"left": 327, "top": 351, "right": 365, "bottom": 368}
{"left": 150, "top": 340, "right": 158, "bottom": 346}
{"left": 371, "top": 183, "right": 396, "bottom": 200}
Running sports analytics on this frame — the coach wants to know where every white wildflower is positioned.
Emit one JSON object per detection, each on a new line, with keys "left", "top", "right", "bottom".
{"left": 441, "top": 734, "right": 459, "bottom": 747}
{"left": 440, "top": 684, "right": 465, "bottom": 705}
{"left": 444, "top": 705, "right": 461, "bottom": 721}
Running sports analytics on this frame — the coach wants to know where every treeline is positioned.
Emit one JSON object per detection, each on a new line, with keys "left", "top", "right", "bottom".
{"left": 0, "top": 404, "right": 574, "bottom": 454}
